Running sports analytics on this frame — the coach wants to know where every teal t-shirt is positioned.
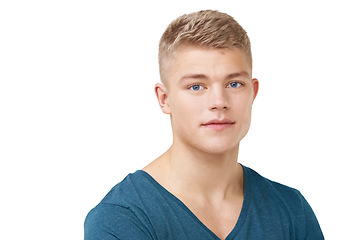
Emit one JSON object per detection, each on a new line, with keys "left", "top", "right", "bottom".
{"left": 84, "top": 165, "right": 324, "bottom": 239}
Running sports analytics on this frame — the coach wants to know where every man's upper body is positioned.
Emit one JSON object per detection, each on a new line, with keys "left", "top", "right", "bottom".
{"left": 84, "top": 10, "right": 323, "bottom": 239}
{"left": 84, "top": 164, "right": 323, "bottom": 239}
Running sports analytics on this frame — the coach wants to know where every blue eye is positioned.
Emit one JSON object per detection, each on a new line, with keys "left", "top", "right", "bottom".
{"left": 228, "top": 82, "right": 242, "bottom": 88}
{"left": 190, "top": 84, "right": 202, "bottom": 91}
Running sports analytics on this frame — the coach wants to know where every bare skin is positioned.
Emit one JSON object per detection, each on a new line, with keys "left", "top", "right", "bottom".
{"left": 143, "top": 148, "right": 244, "bottom": 239}
{"left": 144, "top": 45, "right": 258, "bottom": 239}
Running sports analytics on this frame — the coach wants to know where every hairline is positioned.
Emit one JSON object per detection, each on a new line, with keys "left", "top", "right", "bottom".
{"left": 160, "top": 44, "right": 253, "bottom": 87}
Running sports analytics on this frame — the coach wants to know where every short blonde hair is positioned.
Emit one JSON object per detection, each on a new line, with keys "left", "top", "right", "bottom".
{"left": 159, "top": 10, "right": 252, "bottom": 84}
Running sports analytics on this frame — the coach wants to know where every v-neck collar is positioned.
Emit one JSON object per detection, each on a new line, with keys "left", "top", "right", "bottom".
{"left": 137, "top": 164, "right": 251, "bottom": 240}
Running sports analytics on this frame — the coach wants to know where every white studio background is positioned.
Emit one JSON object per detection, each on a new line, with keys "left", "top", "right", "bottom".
{"left": 0, "top": 0, "right": 339, "bottom": 239}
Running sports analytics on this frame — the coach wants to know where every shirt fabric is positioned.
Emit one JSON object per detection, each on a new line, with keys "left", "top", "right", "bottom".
{"left": 84, "top": 165, "right": 324, "bottom": 239}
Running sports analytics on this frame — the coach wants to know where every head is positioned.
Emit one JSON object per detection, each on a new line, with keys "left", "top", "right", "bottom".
{"left": 159, "top": 10, "right": 252, "bottom": 86}
{"left": 155, "top": 10, "right": 258, "bottom": 155}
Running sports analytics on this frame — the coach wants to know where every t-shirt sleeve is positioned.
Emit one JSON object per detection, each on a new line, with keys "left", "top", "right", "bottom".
{"left": 84, "top": 203, "right": 153, "bottom": 240}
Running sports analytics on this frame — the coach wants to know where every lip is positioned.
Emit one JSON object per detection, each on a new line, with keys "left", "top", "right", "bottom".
{"left": 201, "top": 118, "right": 236, "bottom": 130}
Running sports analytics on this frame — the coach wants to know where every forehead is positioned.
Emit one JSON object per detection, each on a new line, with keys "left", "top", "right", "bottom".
{"left": 167, "top": 45, "right": 252, "bottom": 82}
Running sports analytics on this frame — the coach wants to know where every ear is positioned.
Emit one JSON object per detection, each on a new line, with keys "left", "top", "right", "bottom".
{"left": 155, "top": 83, "right": 171, "bottom": 114}
{"left": 251, "top": 78, "right": 259, "bottom": 102}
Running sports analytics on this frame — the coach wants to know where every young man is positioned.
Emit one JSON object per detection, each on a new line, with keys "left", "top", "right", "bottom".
{"left": 85, "top": 10, "right": 323, "bottom": 239}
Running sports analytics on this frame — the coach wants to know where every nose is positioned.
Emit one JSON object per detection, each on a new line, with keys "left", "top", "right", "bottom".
{"left": 208, "top": 86, "right": 229, "bottom": 111}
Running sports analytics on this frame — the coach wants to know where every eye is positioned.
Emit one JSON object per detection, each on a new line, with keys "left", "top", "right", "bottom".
{"left": 189, "top": 84, "right": 204, "bottom": 91}
{"left": 228, "top": 81, "right": 243, "bottom": 88}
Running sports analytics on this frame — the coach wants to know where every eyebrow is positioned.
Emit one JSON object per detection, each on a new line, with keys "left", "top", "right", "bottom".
{"left": 227, "top": 71, "right": 250, "bottom": 79}
{"left": 180, "top": 71, "right": 250, "bottom": 82}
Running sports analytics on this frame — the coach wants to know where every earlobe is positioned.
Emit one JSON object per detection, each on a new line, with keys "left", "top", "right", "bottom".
{"left": 155, "top": 83, "right": 171, "bottom": 114}
{"left": 252, "top": 78, "right": 259, "bottom": 102}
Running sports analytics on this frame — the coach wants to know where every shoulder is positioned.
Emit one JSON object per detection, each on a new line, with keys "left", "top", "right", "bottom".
{"left": 84, "top": 171, "right": 156, "bottom": 239}
{"left": 244, "top": 166, "right": 303, "bottom": 205}
{"left": 99, "top": 171, "right": 152, "bottom": 206}
{"left": 243, "top": 165, "right": 324, "bottom": 238}
{"left": 243, "top": 165, "right": 310, "bottom": 216}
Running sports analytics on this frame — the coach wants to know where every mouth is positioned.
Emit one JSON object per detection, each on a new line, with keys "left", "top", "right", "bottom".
{"left": 201, "top": 119, "right": 236, "bottom": 130}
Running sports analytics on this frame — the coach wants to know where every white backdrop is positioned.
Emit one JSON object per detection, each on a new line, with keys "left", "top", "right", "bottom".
{"left": 1, "top": 0, "right": 340, "bottom": 239}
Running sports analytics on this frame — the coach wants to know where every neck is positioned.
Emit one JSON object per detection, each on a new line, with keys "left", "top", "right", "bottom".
{"left": 144, "top": 142, "right": 243, "bottom": 203}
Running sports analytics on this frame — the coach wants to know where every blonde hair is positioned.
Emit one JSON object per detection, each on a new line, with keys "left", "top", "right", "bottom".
{"left": 158, "top": 10, "right": 252, "bottom": 83}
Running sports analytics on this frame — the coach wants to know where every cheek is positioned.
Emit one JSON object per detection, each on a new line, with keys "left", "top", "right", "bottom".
{"left": 232, "top": 95, "right": 253, "bottom": 121}
{"left": 170, "top": 92, "right": 198, "bottom": 115}
{"left": 169, "top": 93, "right": 203, "bottom": 132}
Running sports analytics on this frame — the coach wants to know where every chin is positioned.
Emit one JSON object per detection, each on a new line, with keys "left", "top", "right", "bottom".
{"left": 196, "top": 141, "right": 239, "bottom": 156}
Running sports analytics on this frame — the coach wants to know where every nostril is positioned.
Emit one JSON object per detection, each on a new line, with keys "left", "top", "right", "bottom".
{"left": 210, "top": 105, "right": 229, "bottom": 111}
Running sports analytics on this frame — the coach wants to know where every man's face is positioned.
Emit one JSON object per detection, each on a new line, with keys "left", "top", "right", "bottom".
{"left": 157, "top": 45, "right": 258, "bottom": 155}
